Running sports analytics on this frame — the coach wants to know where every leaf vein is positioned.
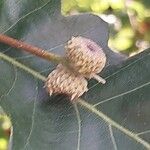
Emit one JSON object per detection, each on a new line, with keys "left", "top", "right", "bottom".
{"left": 23, "top": 83, "right": 38, "bottom": 149}
{"left": 73, "top": 103, "right": 81, "bottom": 150}
{"left": 2, "top": 0, "right": 52, "bottom": 34}
{"left": 78, "top": 99, "right": 150, "bottom": 149}
{"left": 0, "top": 66, "right": 17, "bottom": 100}
{"left": 89, "top": 52, "right": 150, "bottom": 91}
{"left": 137, "top": 130, "right": 150, "bottom": 136}
{"left": 94, "top": 81, "right": 150, "bottom": 106}
{"left": 108, "top": 125, "right": 118, "bottom": 150}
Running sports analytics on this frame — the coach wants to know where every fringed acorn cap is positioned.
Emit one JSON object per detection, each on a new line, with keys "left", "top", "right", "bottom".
{"left": 65, "top": 36, "right": 106, "bottom": 84}
{"left": 45, "top": 64, "right": 88, "bottom": 101}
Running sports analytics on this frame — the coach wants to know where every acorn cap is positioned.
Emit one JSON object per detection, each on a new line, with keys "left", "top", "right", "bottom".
{"left": 65, "top": 36, "right": 107, "bottom": 78}
{"left": 45, "top": 64, "right": 88, "bottom": 101}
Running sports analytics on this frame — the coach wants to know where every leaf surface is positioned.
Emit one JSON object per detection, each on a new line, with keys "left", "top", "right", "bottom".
{"left": 0, "top": 0, "right": 150, "bottom": 150}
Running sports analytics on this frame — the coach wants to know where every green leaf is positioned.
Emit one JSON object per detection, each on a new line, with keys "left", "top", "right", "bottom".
{"left": 0, "top": 0, "right": 150, "bottom": 150}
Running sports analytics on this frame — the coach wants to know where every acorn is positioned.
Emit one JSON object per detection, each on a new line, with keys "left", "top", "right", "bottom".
{"left": 65, "top": 36, "right": 106, "bottom": 84}
{"left": 45, "top": 64, "right": 88, "bottom": 101}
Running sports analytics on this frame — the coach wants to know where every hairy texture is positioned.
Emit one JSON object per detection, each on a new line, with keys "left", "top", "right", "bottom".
{"left": 66, "top": 36, "right": 106, "bottom": 78}
{"left": 45, "top": 64, "right": 88, "bottom": 101}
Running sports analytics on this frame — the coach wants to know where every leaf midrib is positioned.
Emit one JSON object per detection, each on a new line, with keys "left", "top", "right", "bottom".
{"left": 1, "top": 52, "right": 150, "bottom": 149}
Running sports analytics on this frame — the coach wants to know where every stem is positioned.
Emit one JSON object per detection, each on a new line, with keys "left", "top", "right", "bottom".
{"left": 0, "top": 34, "right": 63, "bottom": 63}
{"left": 78, "top": 99, "right": 150, "bottom": 149}
{"left": 92, "top": 74, "right": 106, "bottom": 84}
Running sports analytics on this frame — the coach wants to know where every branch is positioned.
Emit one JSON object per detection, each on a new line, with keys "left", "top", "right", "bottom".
{"left": 0, "top": 34, "right": 106, "bottom": 83}
{"left": 0, "top": 34, "right": 64, "bottom": 63}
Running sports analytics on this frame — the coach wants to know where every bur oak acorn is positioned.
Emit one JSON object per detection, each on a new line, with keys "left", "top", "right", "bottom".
{"left": 45, "top": 64, "right": 88, "bottom": 101}
{"left": 66, "top": 36, "right": 106, "bottom": 83}
{"left": 45, "top": 36, "right": 106, "bottom": 101}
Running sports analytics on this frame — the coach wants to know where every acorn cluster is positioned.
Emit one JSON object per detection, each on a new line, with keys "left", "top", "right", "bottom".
{"left": 45, "top": 36, "right": 106, "bottom": 101}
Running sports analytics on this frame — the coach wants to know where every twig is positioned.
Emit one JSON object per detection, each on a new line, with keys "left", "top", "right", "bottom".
{"left": 0, "top": 34, "right": 64, "bottom": 63}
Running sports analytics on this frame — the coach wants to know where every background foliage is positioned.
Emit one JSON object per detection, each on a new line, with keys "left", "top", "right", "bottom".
{"left": 62, "top": 0, "right": 150, "bottom": 54}
{"left": 0, "top": 0, "right": 150, "bottom": 149}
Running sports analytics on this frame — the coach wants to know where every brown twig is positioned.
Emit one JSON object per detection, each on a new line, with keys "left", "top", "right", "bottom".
{"left": 0, "top": 34, "right": 64, "bottom": 63}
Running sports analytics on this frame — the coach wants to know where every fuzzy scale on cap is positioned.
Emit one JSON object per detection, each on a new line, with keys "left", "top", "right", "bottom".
{"left": 45, "top": 64, "right": 88, "bottom": 101}
{"left": 65, "top": 36, "right": 106, "bottom": 78}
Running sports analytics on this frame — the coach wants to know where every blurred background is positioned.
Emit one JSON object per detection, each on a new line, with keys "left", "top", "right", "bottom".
{"left": 0, "top": 107, "right": 11, "bottom": 150}
{"left": 62, "top": 0, "right": 150, "bottom": 55}
{"left": 0, "top": 0, "right": 150, "bottom": 149}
